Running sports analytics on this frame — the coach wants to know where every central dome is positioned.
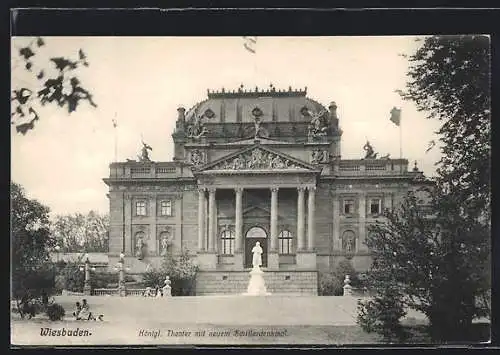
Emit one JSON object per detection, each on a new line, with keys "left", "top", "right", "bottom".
{"left": 185, "top": 86, "right": 328, "bottom": 124}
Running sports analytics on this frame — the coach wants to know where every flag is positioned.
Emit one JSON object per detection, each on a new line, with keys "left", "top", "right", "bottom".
{"left": 426, "top": 140, "right": 436, "bottom": 153}
{"left": 390, "top": 107, "right": 401, "bottom": 126}
{"left": 243, "top": 36, "right": 257, "bottom": 53}
{"left": 112, "top": 118, "right": 117, "bottom": 128}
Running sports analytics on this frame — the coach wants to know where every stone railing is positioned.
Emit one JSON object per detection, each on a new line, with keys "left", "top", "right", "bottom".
{"left": 61, "top": 290, "right": 85, "bottom": 296}
{"left": 109, "top": 162, "right": 179, "bottom": 179}
{"left": 336, "top": 159, "right": 410, "bottom": 177}
{"left": 91, "top": 288, "right": 151, "bottom": 296}
{"left": 127, "top": 288, "right": 149, "bottom": 296}
{"left": 92, "top": 288, "right": 119, "bottom": 296}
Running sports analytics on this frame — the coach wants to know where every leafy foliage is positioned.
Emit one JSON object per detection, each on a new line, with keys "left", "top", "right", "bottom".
{"left": 400, "top": 35, "right": 490, "bottom": 221}
{"left": 46, "top": 303, "right": 65, "bottom": 321}
{"left": 318, "top": 259, "right": 361, "bottom": 296}
{"left": 357, "top": 287, "right": 409, "bottom": 343}
{"left": 11, "top": 182, "right": 56, "bottom": 300}
{"left": 142, "top": 250, "right": 199, "bottom": 296}
{"left": 359, "top": 35, "right": 491, "bottom": 343}
{"left": 51, "top": 211, "right": 109, "bottom": 253}
{"left": 11, "top": 37, "right": 97, "bottom": 134}
{"left": 54, "top": 256, "right": 86, "bottom": 293}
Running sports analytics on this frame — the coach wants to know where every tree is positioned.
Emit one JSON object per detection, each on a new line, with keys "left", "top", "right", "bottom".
{"left": 11, "top": 37, "right": 97, "bottom": 134}
{"left": 51, "top": 211, "right": 109, "bottom": 253}
{"left": 359, "top": 35, "right": 491, "bottom": 343}
{"left": 11, "top": 182, "right": 55, "bottom": 301}
{"left": 400, "top": 35, "right": 490, "bottom": 221}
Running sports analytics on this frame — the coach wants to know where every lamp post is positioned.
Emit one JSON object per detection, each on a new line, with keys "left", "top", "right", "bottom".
{"left": 82, "top": 254, "right": 92, "bottom": 295}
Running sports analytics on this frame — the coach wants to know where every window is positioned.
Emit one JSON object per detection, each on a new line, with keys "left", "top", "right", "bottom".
{"left": 278, "top": 230, "right": 293, "bottom": 255}
{"left": 220, "top": 229, "right": 235, "bottom": 255}
{"left": 343, "top": 199, "right": 355, "bottom": 215}
{"left": 135, "top": 201, "right": 147, "bottom": 216}
{"left": 160, "top": 200, "right": 173, "bottom": 216}
{"left": 370, "top": 198, "right": 381, "bottom": 215}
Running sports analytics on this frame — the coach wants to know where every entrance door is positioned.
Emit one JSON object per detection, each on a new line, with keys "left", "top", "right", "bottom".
{"left": 244, "top": 226, "right": 268, "bottom": 268}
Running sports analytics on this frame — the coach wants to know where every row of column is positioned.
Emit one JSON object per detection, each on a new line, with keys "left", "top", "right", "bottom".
{"left": 197, "top": 186, "right": 317, "bottom": 253}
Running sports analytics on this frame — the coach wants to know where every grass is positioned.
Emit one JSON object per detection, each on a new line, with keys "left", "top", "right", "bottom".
{"left": 10, "top": 295, "right": 490, "bottom": 346}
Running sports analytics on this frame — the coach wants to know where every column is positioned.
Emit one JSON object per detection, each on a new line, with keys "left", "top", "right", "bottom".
{"left": 208, "top": 188, "right": 216, "bottom": 252}
{"left": 307, "top": 186, "right": 316, "bottom": 250}
{"left": 270, "top": 187, "right": 279, "bottom": 251}
{"left": 197, "top": 188, "right": 206, "bottom": 251}
{"left": 234, "top": 188, "right": 243, "bottom": 252}
{"left": 332, "top": 194, "right": 340, "bottom": 251}
{"left": 358, "top": 193, "right": 366, "bottom": 253}
{"left": 297, "top": 187, "right": 306, "bottom": 251}
{"left": 150, "top": 195, "right": 157, "bottom": 255}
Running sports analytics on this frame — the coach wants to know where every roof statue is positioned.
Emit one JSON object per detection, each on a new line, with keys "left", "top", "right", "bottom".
{"left": 138, "top": 140, "right": 153, "bottom": 162}
{"left": 185, "top": 108, "right": 215, "bottom": 139}
{"left": 300, "top": 107, "right": 329, "bottom": 140}
{"left": 252, "top": 107, "right": 265, "bottom": 139}
{"left": 363, "top": 140, "right": 378, "bottom": 159}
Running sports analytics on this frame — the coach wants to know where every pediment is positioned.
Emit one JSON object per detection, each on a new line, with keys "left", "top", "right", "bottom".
{"left": 196, "top": 144, "right": 319, "bottom": 173}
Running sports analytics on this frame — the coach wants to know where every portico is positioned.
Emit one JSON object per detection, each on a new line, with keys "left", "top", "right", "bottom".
{"left": 194, "top": 144, "right": 320, "bottom": 271}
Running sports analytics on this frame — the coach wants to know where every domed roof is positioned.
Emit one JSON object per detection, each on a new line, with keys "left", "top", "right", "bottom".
{"left": 184, "top": 86, "right": 328, "bottom": 124}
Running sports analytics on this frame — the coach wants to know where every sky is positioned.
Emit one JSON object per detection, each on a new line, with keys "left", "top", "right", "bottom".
{"left": 11, "top": 36, "right": 443, "bottom": 216}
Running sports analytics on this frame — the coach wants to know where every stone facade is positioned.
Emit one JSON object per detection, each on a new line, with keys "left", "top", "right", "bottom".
{"left": 103, "top": 86, "right": 431, "bottom": 294}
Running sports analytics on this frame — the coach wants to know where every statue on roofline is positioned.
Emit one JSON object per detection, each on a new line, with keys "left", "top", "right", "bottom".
{"left": 185, "top": 108, "right": 215, "bottom": 139}
{"left": 363, "top": 140, "right": 378, "bottom": 159}
{"left": 301, "top": 107, "right": 329, "bottom": 139}
{"left": 138, "top": 140, "right": 153, "bottom": 162}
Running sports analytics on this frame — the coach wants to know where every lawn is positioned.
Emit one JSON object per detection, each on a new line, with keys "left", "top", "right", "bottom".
{"left": 10, "top": 295, "right": 489, "bottom": 346}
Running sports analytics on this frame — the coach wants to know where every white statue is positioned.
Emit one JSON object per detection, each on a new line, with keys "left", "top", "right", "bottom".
{"left": 162, "top": 276, "right": 172, "bottom": 297}
{"left": 160, "top": 235, "right": 169, "bottom": 256}
{"left": 251, "top": 241, "right": 263, "bottom": 269}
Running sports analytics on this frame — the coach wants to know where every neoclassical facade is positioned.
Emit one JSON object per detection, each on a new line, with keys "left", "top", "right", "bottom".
{"left": 103, "top": 86, "right": 429, "bottom": 295}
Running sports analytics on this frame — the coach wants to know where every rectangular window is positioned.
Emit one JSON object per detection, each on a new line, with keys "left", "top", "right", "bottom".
{"left": 136, "top": 201, "right": 147, "bottom": 216}
{"left": 160, "top": 200, "right": 173, "bottom": 216}
{"left": 370, "top": 199, "right": 381, "bottom": 215}
{"left": 343, "top": 199, "right": 355, "bottom": 215}
{"left": 220, "top": 230, "right": 235, "bottom": 255}
{"left": 278, "top": 230, "right": 293, "bottom": 255}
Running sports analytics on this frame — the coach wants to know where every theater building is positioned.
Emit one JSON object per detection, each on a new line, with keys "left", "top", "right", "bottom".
{"left": 103, "top": 86, "right": 428, "bottom": 295}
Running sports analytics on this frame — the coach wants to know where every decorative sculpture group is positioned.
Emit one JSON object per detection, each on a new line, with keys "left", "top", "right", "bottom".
{"left": 214, "top": 148, "right": 302, "bottom": 170}
{"left": 311, "top": 149, "right": 329, "bottom": 164}
{"left": 138, "top": 140, "right": 153, "bottom": 162}
{"left": 300, "top": 107, "right": 329, "bottom": 139}
{"left": 363, "top": 141, "right": 390, "bottom": 160}
{"left": 189, "top": 149, "right": 206, "bottom": 166}
{"left": 185, "top": 108, "right": 215, "bottom": 139}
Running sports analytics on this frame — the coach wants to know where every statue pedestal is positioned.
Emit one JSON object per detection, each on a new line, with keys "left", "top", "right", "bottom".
{"left": 243, "top": 266, "right": 271, "bottom": 296}
{"left": 267, "top": 252, "right": 279, "bottom": 270}
{"left": 162, "top": 286, "right": 172, "bottom": 297}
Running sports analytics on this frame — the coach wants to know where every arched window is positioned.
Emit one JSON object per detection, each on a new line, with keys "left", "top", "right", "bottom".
{"left": 220, "top": 229, "right": 235, "bottom": 255}
{"left": 278, "top": 230, "right": 293, "bottom": 255}
{"left": 341, "top": 230, "right": 356, "bottom": 253}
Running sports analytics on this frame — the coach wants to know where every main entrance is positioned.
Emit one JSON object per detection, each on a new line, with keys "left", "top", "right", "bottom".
{"left": 244, "top": 226, "right": 268, "bottom": 268}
